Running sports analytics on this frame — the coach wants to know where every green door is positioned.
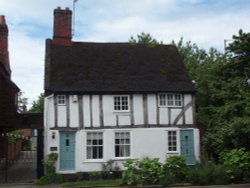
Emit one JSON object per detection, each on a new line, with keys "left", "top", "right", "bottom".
{"left": 180, "top": 129, "right": 196, "bottom": 165}
{"left": 60, "top": 132, "right": 75, "bottom": 170}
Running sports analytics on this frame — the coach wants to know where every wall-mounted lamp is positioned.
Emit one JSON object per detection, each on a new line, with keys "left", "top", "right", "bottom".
{"left": 52, "top": 132, "right": 56, "bottom": 139}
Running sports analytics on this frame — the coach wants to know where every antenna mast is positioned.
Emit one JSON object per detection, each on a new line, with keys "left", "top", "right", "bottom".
{"left": 72, "top": 0, "right": 78, "bottom": 36}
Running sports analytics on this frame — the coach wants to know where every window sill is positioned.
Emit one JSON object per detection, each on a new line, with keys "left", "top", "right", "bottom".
{"left": 113, "top": 111, "right": 131, "bottom": 115}
{"left": 159, "top": 106, "right": 182, "bottom": 108}
{"left": 83, "top": 159, "right": 106, "bottom": 163}
{"left": 112, "top": 157, "right": 132, "bottom": 161}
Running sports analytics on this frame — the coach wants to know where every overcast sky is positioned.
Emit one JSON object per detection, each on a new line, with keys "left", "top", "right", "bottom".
{"left": 1, "top": 0, "right": 250, "bottom": 108}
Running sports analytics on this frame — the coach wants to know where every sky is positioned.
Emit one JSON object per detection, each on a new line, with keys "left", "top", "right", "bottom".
{"left": 0, "top": 0, "right": 250, "bottom": 108}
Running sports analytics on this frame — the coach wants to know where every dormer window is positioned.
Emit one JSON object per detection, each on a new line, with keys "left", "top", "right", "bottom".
{"left": 114, "top": 95, "right": 129, "bottom": 112}
{"left": 159, "top": 93, "right": 182, "bottom": 107}
{"left": 57, "top": 95, "right": 66, "bottom": 105}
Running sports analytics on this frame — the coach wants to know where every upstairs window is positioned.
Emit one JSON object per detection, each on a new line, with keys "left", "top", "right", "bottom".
{"left": 57, "top": 95, "right": 66, "bottom": 105}
{"left": 114, "top": 96, "right": 129, "bottom": 112}
{"left": 159, "top": 94, "right": 182, "bottom": 107}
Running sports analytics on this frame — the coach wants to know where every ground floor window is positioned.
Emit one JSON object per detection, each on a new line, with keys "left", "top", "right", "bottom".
{"left": 115, "top": 132, "right": 130, "bottom": 157}
{"left": 86, "top": 132, "right": 103, "bottom": 159}
{"left": 167, "top": 131, "right": 177, "bottom": 152}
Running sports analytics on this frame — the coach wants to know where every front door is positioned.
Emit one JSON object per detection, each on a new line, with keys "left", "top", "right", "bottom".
{"left": 180, "top": 129, "right": 196, "bottom": 165}
{"left": 59, "top": 132, "right": 75, "bottom": 170}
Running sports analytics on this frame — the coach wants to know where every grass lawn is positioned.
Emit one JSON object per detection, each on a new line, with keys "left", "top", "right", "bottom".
{"left": 62, "top": 179, "right": 123, "bottom": 187}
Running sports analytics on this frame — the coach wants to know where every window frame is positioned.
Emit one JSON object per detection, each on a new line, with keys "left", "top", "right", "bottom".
{"left": 113, "top": 95, "right": 130, "bottom": 112}
{"left": 114, "top": 132, "right": 131, "bottom": 158}
{"left": 86, "top": 132, "right": 104, "bottom": 160}
{"left": 57, "top": 95, "right": 66, "bottom": 105}
{"left": 159, "top": 93, "right": 183, "bottom": 107}
{"left": 167, "top": 130, "right": 178, "bottom": 153}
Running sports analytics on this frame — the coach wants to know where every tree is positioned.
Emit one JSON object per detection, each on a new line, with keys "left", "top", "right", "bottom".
{"left": 18, "top": 91, "right": 28, "bottom": 112}
{"left": 129, "top": 32, "right": 162, "bottom": 45}
{"left": 29, "top": 93, "right": 44, "bottom": 113}
{"left": 173, "top": 34, "right": 250, "bottom": 159}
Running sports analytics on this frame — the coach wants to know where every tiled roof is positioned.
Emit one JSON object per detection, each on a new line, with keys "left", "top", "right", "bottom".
{"left": 45, "top": 40, "right": 195, "bottom": 94}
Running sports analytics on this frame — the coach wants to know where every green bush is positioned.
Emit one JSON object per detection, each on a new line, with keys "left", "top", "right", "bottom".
{"left": 219, "top": 148, "right": 250, "bottom": 183}
{"left": 43, "top": 153, "right": 58, "bottom": 177}
{"left": 122, "top": 159, "right": 141, "bottom": 185}
{"left": 138, "top": 157, "right": 164, "bottom": 185}
{"left": 186, "top": 162, "right": 230, "bottom": 185}
{"left": 122, "top": 158, "right": 163, "bottom": 186}
{"left": 163, "top": 155, "right": 187, "bottom": 183}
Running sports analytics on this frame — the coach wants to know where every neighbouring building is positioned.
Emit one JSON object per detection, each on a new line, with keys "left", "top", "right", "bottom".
{"left": 44, "top": 7, "right": 200, "bottom": 174}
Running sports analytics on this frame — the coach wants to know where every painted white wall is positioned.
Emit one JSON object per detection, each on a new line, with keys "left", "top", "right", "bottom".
{"left": 92, "top": 95, "right": 100, "bottom": 127}
{"left": 133, "top": 94, "right": 144, "bottom": 125}
{"left": 45, "top": 93, "right": 195, "bottom": 129}
{"left": 83, "top": 95, "right": 91, "bottom": 127}
{"left": 184, "top": 94, "right": 194, "bottom": 124}
{"left": 58, "top": 105, "right": 67, "bottom": 127}
{"left": 103, "top": 95, "right": 116, "bottom": 126}
{"left": 69, "top": 95, "right": 79, "bottom": 127}
{"left": 44, "top": 127, "right": 200, "bottom": 173}
{"left": 147, "top": 94, "right": 157, "bottom": 124}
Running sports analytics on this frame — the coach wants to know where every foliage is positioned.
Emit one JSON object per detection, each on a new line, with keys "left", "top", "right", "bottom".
{"left": 34, "top": 174, "right": 63, "bottom": 185}
{"left": 7, "top": 130, "right": 23, "bottom": 143}
{"left": 138, "top": 157, "right": 164, "bottom": 185}
{"left": 29, "top": 93, "right": 44, "bottom": 112}
{"left": 163, "top": 156, "right": 187, "bottom": 183}
{"left": 43, "top": 153, "right": 58, "bottom": 177}
{"left": 219, "top": 148, "right": 250, "bottom": 182}
{"left": 122, "top": 159, "right": 141, "bottom": 185}
{"left": 17, "top": 91, "right": 28, "bottom": 112}
{"left": 102, "top": 159, "right": 120, "bottom": 172}
{"left": 186, "top": 162, "right": 230, "bottom": 185}
{"left": 129, "top": 32, "right": 162, "bottom": 46}
{"left": 173, "top": 32, "right": 250, "bottom": 159}
{"left": 122, "top": 158, "right": 163, "bottom": 186}
{"left": 89, "top": 171, "right": 103, "bottom": 180}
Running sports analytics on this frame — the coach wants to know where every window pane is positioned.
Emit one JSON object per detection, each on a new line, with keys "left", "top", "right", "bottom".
{"left": 159, "top": 94, "right": 166, "bottom": 106}
{"left": 86, "top": 132, "right": 103, "bottom": 159}
{"left": 115, "top": 132, "right": 130, "bottom": 157}
{"left": 168, "top": 131, "right": 177, "bottom": 152}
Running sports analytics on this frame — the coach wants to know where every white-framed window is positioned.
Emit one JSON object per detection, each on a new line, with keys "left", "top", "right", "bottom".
{"left": 167, "top": 131, "right": 177, "bottom": 152}
{"left": 114, "top": 95, "right": 130, "bottom": 112}
{"left": 57, "top": 95, "right": 66, "bottom": 105}
{"left": 115, "top": 132, "right": 130, "bottom": 157}
{"left": 159, "top": 93, "right": 182, "bottom": 107}
{"left": 86, "top": 132, "right": 103, "bottom": 159}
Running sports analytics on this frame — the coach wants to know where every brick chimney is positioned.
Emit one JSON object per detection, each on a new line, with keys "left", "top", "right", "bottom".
{"left": 53, "top": 7, "right": 72, "bottom": 46}
{"left": 0, "top": 15, "right": 11, "bottom": 75}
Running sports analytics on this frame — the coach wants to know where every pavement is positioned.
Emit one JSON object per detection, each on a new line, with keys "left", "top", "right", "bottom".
{"left": 0, "top": 183, "right": 250, "bottom": 188}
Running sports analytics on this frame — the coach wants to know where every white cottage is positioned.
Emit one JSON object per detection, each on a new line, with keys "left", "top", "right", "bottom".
{"left": 44, "top": 7, "right": 200, "bottom": 174}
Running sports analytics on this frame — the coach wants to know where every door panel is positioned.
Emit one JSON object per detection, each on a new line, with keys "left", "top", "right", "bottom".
{"left": 59, "top": 132, "right": 75, "bottom": 170}
{"left": 180, "top": 129, "right": 196, "bottom": 165}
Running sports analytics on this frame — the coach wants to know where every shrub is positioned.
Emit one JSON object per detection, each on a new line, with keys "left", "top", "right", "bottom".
{"left": 138, "top": 157, "right": 164, "bottom": 185}
{"left": 186, "top": 162, "right": 230, "bottom": 185}
{"left": 122, "top": 159, "right": 141, "bottom": 185}
{"left": 43, "top": 153, "right": 58, "bottom": 177}
{"left": 122, "top": 158, "right": 164, "bottom": 186}
{"left": 163, "top": 155, "right": 187, "bottom": 183}
{"left": 219, "top": 148, "right": 250, "bottom": 183}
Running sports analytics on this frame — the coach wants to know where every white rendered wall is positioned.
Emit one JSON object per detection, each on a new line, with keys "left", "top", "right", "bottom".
{"left": 47, "top": 127, "right": 200, "bottom": 173}
{"left": 147, "top": 94, "right": 157, "bottom": 124}
{"left": 133, "top": 94, "right": 144, "bottom": 125}
{"left": 69, "top": 95, "right": 79, "bottom": 127}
